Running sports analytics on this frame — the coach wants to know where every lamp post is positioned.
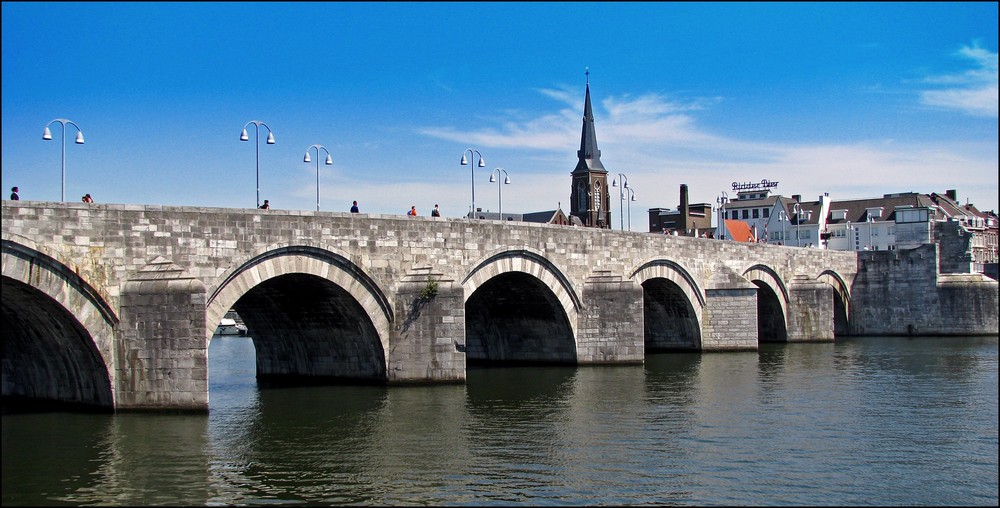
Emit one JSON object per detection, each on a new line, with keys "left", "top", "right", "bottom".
{"left": 716, "top": 191, "right": 729, "bottom": 240}
{"left": 611, "top": 173, "right": 629, "bottom": 230}
{"left": 845, "top": 220, "right": 853, "bottom": 251}
{"left": 792, "top": 203, "right": 802, "bottom": 247}
{"left": 778, "top": 210, "right": 787, "bottom": 245}
{"left": 460, "top": 149, "right": 486, "bottom": 217}
{"left": 488, "top": 167, "right": 510, "bottom": 219}
{"left": 625, "top": 186, "right": 636, "bottom": 231}
{"left": 868, "top": 216, "right": 875, "bottom": 250}
{"left": 240, "top": 120, "right": 275, "bottom": 209}
{"left": 303, "top": 145, "right": 333, "bottom": 211}
{"left": 42, "top": 118, "right": 85, "bottom": 202}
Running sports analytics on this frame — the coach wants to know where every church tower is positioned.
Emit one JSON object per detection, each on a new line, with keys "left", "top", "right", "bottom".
{"left": 569, "top": 71, "right": 611, "bottom": 228}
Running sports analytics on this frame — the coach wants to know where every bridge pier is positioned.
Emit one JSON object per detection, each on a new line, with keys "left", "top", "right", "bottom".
{"left": 701, "top": 268, "right": 759, "bottom": 351}
{"left": 577, "top": 271, "right": 644, "bottom": 363}
{"left": 388, "top": 269, "right": 466, "bottom": 383}
{"left": 117, "top": 257, "right": 208, "bottom": 411}
{"left": 787, "top": 275, "right": 835, "bottom": 342}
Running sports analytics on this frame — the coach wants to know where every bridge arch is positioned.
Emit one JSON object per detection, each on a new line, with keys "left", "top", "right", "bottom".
{"left": 462, "top": 248, "right": 579, "bottom": 363}
{"left": 742, "top": 264, "right": 790, "bottom": 342}
{"left": 630, "top": 259, "right": 705, "bottom": 351}
{"left": 206, "top": 244, "right": 392, "bottom": 382}
{"left": 817, "top": 269, "right": 852, "bottom": 336}
{"left": 1, "top": 237, "right": 117, "bottom": 409}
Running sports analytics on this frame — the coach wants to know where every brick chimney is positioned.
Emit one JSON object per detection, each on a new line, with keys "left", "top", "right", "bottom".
{"left": 680, "top": 184, "right": 689, "bottom": 236}
{"left": 946, "top": 189, "right": 957, "bottom": 201}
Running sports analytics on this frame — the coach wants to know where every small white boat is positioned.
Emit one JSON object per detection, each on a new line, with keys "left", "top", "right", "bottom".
{"left": 215, "top": 317, "right": 248, "bottom": 336}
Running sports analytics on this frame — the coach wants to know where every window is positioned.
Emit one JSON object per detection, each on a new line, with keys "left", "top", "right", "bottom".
{"left": 752, "top": 209, "right": 760, "bottom": 218}
{"left": 897, "top": 208, "right": 929, "bottom": 223}
{"left": 763, "top": 209, "right": 769, "bottom": 218}
{"left": 741, "top": 209, "right": 749, "bottom": 219}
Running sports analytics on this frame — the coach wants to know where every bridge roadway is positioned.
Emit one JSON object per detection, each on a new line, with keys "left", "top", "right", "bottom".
{"left": 3, "top": 201, "right": 860, "bottom": 411}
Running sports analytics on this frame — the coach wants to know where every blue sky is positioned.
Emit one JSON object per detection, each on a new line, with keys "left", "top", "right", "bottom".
{"left": 3, "top": 2, "right": 997, "bottom": 228}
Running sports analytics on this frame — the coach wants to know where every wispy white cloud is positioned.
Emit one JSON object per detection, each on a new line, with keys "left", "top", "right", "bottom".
{"left": 417, "top": 85, "right": 999, "bottom": 217}
{"left": 420, "top": 90, "right": 724, "bottom": 152}
{"left": 919, "top": 43, "right": 999, "bottom": 118}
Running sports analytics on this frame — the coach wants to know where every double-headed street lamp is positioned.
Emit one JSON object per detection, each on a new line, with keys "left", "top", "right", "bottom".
{"left": 303, "top": 145, "right": 333, "bottom": 211}
{"left": 460, "top": 148, "right": 486, "bottom": 217}
{"left": 240, "top": 120, "right": 275, "bottom": 209}
{"left": 42, "top": 118, "right": 85, "bottom": 202}
{"left": 717, "top": 191, "right": 729, "bottom": 240}
{"left": 625, "top": 186, "right": 636, "bottom": 231}
{"left": 488, "top": 168, "right": 511, "bottom": 219}
{"left": 611, "top": 173, "right": 630, "bottom": 230}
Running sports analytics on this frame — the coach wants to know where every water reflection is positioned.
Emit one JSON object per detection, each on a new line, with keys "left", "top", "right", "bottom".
{"left": 1, "top": 412, "right": 111, "bottom": 505}
{"left": 87, "top": 415, "right": 212, "bottom": 506}
{"left": 2, "top": 335, "right": 996, "bottom": 506}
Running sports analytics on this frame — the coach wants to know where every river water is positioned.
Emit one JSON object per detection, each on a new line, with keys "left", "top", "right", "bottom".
{"left": 3, "top": 335, "right": 997, "bottom": 506}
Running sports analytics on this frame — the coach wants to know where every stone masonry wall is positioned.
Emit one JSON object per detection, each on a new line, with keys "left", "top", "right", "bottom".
{"left": 1, "top": 202, "right": 860, "bottom": 323}
{"left": 577, "top": 271, "right": 644, "bottom": 363}
{"left": 701, "top": 288, "right": 759, "bottom": 351}
{"left": 850, "top": 244, "right": 998, "bottom": 336}
{"left": 934, "top": 220, "right": 975, "bottom": 274}
{"left": 19, "top": 200, "right": 995, "bottom": 408}
{"left": 787, "top": 276, "right": 835, "bottom": 342}
{"left": 117, "top": 257, "right": 208, "bottom": 411}
{"left": 5, "top": 201, "right": 999, "bottom": 411}
{"left": 389, "top": 269, "right": 466, "bottom": 383}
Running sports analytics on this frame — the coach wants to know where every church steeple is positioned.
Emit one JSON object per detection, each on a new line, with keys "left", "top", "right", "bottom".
{"left": 569, "top": 68, "right": 611, "bottom": 228}
{"left": 574, "top": 69, "right": 605, "bottom": 173}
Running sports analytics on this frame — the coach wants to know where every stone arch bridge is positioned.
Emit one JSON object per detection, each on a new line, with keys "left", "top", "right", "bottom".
{"left": 0, "top": 201, "right": 910, "bottom": 412}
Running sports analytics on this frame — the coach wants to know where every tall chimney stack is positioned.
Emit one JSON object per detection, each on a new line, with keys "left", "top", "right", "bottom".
{"left": 680, "top": 184, "right": 690, "bottom": 236}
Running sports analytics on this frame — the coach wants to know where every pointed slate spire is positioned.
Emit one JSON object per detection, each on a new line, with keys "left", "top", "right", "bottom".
{"left": 575, "top": 69, "right": 606, "bottom": 173}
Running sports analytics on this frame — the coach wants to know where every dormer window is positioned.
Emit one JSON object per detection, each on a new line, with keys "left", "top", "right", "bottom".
{"left": 831, "top": 209, "right": 847, "bottom": 221}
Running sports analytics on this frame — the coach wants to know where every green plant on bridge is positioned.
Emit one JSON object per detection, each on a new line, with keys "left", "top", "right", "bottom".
{"left": 419, "top": 277, "right": 438, "bottom": 300}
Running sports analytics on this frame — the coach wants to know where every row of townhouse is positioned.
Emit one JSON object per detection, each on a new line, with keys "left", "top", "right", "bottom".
{"left": 712, "top": 188, "right": 998, "bottom": 274}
